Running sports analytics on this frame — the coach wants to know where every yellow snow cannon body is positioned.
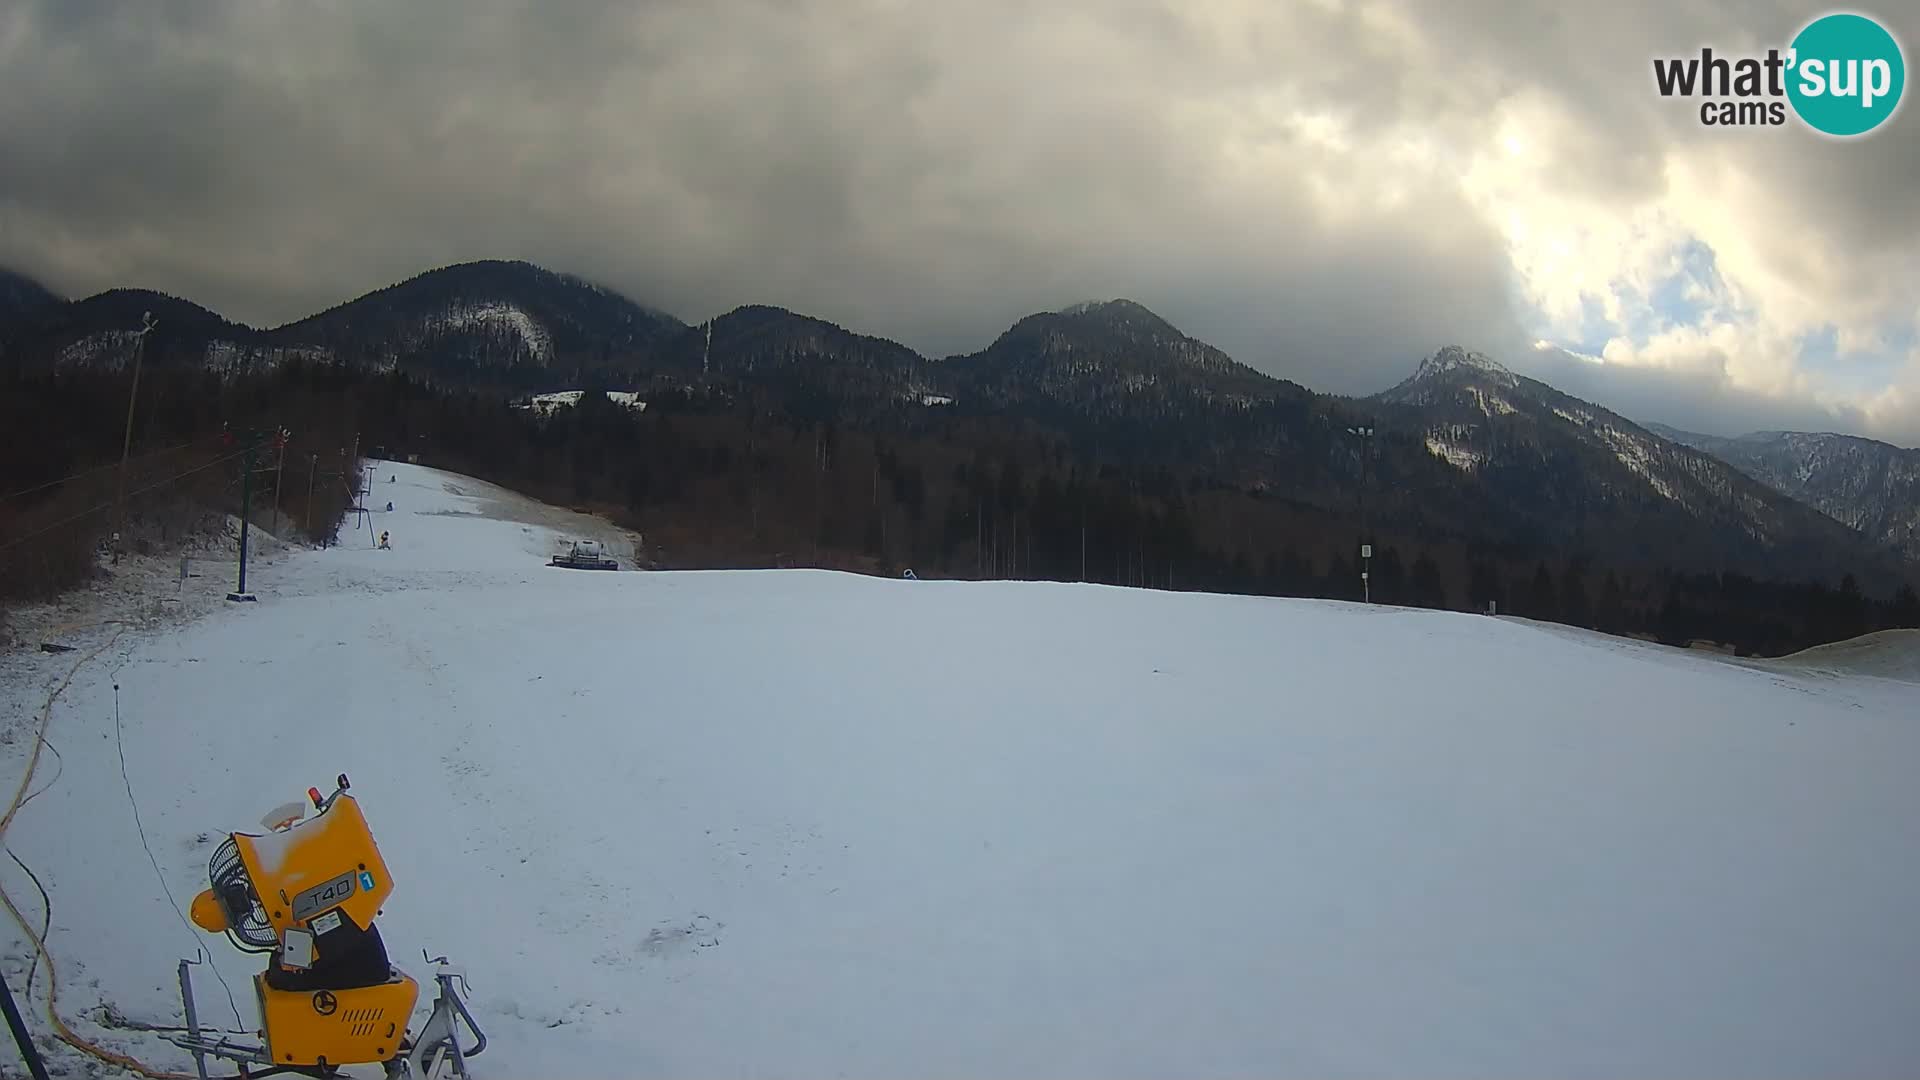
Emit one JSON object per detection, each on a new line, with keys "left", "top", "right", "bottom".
{"left": 170, "top": 774, "right": 486, "bottom": 1079}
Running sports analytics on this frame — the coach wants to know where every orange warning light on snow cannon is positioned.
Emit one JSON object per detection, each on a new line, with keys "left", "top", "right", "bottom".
{"left": 189, "top": 887, "right": 228, "bottom": 933}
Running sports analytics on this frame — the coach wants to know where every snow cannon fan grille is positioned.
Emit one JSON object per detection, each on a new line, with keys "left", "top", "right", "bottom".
{"left": 209, "top": 836, "right": 277, "bottom": 952}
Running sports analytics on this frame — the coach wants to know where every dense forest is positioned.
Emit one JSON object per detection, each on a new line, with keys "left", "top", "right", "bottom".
{"left": 0, "top": 364, "right": 364, "bottom": 610}
{"left": 4, "top": 358, "right": 1916, "bottom": 654}
{"left": 9, "top": 261, "right": 1910, "bottom": 607}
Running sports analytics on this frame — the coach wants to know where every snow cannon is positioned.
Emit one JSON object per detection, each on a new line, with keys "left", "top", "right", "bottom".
{"left": 169, "top": 774, "right": 487, "bottom": 1079}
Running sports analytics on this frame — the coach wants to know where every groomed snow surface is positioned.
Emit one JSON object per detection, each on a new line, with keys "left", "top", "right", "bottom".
{"left": 4, "top": 464, "right": 1919, "bottom": 1078}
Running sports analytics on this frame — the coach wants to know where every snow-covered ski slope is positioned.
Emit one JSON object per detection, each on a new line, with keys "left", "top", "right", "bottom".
{"left": 4, "top": 462, "right": 1919, "bottom": 1079}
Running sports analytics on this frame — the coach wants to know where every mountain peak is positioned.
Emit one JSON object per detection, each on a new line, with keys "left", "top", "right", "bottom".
{"left": 1375, "top": 346, "right": 1521, "bottom": 406}
{"left": 278, "top": 259, "right": 684, "bottom": 334}
{"left": 1413, "top": 345, "right": 1513, "bottom": 382}
{"left": 1059, "top": 298, "right": 1153, "bottom": 317}
{"left": 1055, "top": 298, "right": 1180, "bottom": 335}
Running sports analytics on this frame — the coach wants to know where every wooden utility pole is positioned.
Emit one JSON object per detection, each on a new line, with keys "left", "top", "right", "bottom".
{"left": 346, "top": 433, "right": 363, "bottom": 539}
{"left": 112, "top": 312, "right": 158, "bottom": 563}
{"left": 271, "top": 428, "right": 289, "bottom": 537}
{"left": 336, "top": 446, "right": 353, "bottom": 544}
{"left": 336, "top": 449, "right": 346, "bottom": 543}
{"left": 976, "top": 498, "right": 982, "bottom": 579}
{"left": 1080, "top": 486, "right": 1087, "bottom": 582}
{"left": 305, "top": 453, "right": 318, "bottom": 540}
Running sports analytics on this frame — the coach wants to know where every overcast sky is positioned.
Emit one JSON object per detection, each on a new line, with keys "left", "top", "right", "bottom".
{"left": 2, "top": 0, "right": 1915, "bottom": 444}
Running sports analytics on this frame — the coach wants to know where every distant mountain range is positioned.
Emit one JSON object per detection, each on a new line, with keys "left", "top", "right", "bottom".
{"left": 2, "top": 259, "right": 1913, "bottom": 590}
{"left": 1368, "top": 345, "right": 1909, "bottom": 578}
{"left": 1646, "top": 424, "right": 1920, "bottom": 561}
{"left": 0, "top": 261, "right": 682, "bottom": 386}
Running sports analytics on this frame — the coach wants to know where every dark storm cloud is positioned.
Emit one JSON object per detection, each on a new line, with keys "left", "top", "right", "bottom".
{"left": 1, "top": 0, "right": 1914, "bottom": 444}
{"left": 1418, "top": 0, "right": 1920, "bottom": 312}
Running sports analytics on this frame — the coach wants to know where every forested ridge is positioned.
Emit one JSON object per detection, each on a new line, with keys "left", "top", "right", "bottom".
{"left": 4, "top": 261, "right": 1915, "bottom": 655}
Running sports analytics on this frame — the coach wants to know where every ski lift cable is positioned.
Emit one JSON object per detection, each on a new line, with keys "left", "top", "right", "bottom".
{"left": 0, "top": 437, "right": 214, "bottom": 504}
{"left": 0, "top": 444, "right": 255, "bottom": 556}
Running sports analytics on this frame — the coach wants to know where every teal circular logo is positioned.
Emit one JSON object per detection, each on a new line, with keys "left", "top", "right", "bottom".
{"left": 1786, "top": 12, "right": 1906, "bottom": 136}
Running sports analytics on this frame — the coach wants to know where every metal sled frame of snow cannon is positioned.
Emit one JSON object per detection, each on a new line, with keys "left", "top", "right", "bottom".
{"left": 173, "top": 954, "right": 486, "bottom": 1080}
{"left": 166, "top": 774, "right": 487, "bottom": 1079}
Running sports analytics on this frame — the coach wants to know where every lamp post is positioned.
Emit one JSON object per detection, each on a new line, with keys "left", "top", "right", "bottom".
{"left": 270, "top": 426, "right": 290, "bottom": 537}
{"left": 112, "top": 311, "right": 159, "bottom": 564}
{"left": 1347, "top": 423, "right": 1375, "bottom": 602}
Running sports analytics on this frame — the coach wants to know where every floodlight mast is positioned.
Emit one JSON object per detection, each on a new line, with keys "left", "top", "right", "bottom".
{"left": 1347, "top": 423, "right": 1375, "bottom": 603}
{"left": 112, "top": 311, "right": 160, "bottom": 564}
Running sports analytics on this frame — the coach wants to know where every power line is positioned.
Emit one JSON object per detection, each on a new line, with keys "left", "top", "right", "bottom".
{"left": 0, "top": 444, "right": 254, "bottom": 557}
{"left": 112, "top": 312, "right": 161, "bottom": 564}
{"left": 0, "top": 438, "right": 211, "bottom": 504}
{"left": 114, "top": 683, "right": 245, "bottom": 1030}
